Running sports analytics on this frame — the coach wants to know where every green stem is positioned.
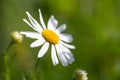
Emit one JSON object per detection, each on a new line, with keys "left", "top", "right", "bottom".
{"left": 4, "top": 41, "right": 14, "bottom": 80}
{"left": 32, "top": 58, "right": 40, "bottom": 80}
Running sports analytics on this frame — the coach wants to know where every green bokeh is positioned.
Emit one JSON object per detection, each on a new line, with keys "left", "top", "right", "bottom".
{"left": 0, "top": 0, "right": 120, "bottom": 80}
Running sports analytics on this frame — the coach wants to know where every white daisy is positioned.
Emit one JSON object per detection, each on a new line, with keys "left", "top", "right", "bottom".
{"left": 20, "top": 9, "right": 75, "bottom": 66}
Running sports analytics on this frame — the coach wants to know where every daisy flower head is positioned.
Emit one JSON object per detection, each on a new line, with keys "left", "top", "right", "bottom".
{"left": 20, "top": 9, "right": 75, "bottom": 66}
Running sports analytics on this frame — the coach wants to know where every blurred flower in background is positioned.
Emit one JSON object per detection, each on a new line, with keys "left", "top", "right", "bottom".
{"left": 11, "top": 31, "right": 23, "bottom": 44}
{"left": 73, "top": 69, "right": 88, "bottom": 80}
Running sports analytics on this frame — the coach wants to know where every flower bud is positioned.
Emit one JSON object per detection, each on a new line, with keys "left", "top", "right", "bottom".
{"left": 11, "top": 31, "right": 23, "bottom": 43}
{"left": 73, "top": 69, "right": 88, "bottom": 80}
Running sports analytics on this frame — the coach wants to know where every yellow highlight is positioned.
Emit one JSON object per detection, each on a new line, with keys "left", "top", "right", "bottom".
{"left": 42, "top": 29, "right": 59, "bottom": 44}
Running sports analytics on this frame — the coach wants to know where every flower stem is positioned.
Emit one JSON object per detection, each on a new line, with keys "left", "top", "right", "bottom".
{"left": 4, "top": 41, "right": 14, "bottom": 80}
{"left": 32, "top": 58, "right": 40, "bottom": 80}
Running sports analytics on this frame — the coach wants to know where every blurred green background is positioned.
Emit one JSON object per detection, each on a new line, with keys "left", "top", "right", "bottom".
{"left": 0, "top": 0, "right": 120, "bottom": 80}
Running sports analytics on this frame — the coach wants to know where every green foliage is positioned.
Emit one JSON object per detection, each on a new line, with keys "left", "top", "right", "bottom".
{"left": 0, "top": 0, "right": 120, "bottom": 80}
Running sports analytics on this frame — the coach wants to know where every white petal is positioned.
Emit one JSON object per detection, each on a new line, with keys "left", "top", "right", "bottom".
{"left": 38, "top": 9, "right": 46, "bottom": 29}
{"left": 30, "top": 39, "right": 45, "bottom": 48}
{"left": 55, "top": 44, "right": 68, "bottom": 66}
{"left": 47, "top": 15, "right": 58, "bottom": 30}
{"left": 60, "top": 34, "right": 73, "bottom": 43}
{"left": 38, "top": 42, "right": 49, "bottom": 58}
{"left": 23, "top": 19, "right": 36, "bottom": 31}
{"left": 56, "top": 24, "right": 66, "bottom": 33}
{"left": 20, "top": 31, "right": 42, "bottom": 39}
{"left": 51, "top": 45, "right": 59, "bottom": 66}
{"left": 59, "top": 43, "right": 75, "bottom": 64}
{"left": 26, "top": 11, "right": 43, "bottom": 32}
{"left": 59, "top": 53, "right": 68, "bottom": 66}
{"left": 60, "top": 41, "right": 75, "bottom": 49}
{"left": 64, "top": 52, "right": 74, "bottom": 64}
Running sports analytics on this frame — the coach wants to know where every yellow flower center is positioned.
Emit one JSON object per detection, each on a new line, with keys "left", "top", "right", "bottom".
{"left": 42, "top": 29, "right": 59, "bottom": 44}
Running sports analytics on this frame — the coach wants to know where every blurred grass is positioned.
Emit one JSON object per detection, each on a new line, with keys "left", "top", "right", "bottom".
{"left": 0, "top": 0, "right": 120, "bottom": 80}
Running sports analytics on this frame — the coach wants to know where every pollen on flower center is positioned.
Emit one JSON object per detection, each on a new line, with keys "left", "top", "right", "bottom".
{"left": 42, "top": 29, "right": 59, "bottom": 44}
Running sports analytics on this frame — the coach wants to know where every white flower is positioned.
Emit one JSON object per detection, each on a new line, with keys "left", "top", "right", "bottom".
{"left": 20, "top": 9, "right": 75, "bottom": 66}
